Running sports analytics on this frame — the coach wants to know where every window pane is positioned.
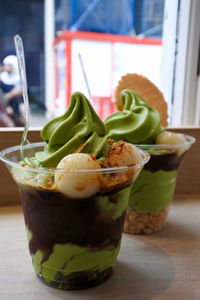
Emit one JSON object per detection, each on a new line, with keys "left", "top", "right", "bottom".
{"left": 54, "top": 0, "right": 166, "bottom": 122}
{"left": 0, "top": 0, "right": 44, "bottom": 127}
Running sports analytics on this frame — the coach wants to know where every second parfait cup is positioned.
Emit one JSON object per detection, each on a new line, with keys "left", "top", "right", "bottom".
{"left": 124, "top": 134, "right": 195, "bottom": 234}
{"left": 104, "top": 89, "right": 196, "bottom": 234}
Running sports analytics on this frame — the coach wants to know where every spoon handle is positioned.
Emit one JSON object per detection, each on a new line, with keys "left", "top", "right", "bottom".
{"left": 78, "top": 52, "right": 94, "bottom": 106}
{"left": 14, "top": 35, "right": 30, "bottom": 160}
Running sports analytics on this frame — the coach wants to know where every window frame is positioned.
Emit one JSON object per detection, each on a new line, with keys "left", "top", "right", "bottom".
{"left": 161, "top": 0, "right": 200, "bottom": 126}
{"left": 45, "top": 0, "right": 200, "bottom": 125}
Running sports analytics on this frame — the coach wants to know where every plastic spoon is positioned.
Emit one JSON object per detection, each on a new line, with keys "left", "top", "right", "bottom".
{"left": 78, "top": 52, "right": 94, "bottom": 106}
{"left": 14, "top": 34, "right": 30, "bottom": 161}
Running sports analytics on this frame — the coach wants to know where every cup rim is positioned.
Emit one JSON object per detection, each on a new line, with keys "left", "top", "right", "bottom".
{"left": 134, "top": 134, "right": 196, "bottom": 149}
{"left": 0, "top": 142, "right": 150, "bottom": 174}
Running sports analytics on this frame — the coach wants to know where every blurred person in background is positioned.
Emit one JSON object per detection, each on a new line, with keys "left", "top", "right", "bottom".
{"left": 0, "top": 55, "right": 24, "bottom": 126}
{"left": 0, "top": 63, "right": 15, "bottom": 126}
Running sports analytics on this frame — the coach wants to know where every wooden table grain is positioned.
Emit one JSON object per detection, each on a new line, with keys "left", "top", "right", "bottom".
{"left": 0, "top": 197, "right": 200, "bottom": 300}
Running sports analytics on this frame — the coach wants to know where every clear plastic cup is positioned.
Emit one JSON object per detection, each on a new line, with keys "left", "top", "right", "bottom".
{"left": 0, "top": 142, "right": 149, "bottom": 290}
{"left": 124, "top": 134, "right": 196, "bottom": 235}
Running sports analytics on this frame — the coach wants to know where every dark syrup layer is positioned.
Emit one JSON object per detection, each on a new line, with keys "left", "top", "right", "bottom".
{"left": 38, "top": 266, "right": 113, "bottom": 290}
{"left": 144, "top": 152, "right": 185, "bottom": 172}
{"left": 20, "top": 185, "right": 128, "bottom": 262}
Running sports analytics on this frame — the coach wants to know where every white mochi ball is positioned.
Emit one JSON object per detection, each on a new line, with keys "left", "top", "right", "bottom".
{"left": 106, "top": 142, "right": 144, "bottom": 182}
{"left": 55, "top": 153, "right": 101, "bottom": 199}
{"left": 155, "top": 131, "right": 188, "bottom": 155}
{"left": 107, "top": 142, "right": 143, "bottom": 167}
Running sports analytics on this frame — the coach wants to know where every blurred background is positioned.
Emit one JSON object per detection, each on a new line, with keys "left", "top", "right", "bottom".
{"left": 0, "top": 0, "right": 199, "bottom": 127}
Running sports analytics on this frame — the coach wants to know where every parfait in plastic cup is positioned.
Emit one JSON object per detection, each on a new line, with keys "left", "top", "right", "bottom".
{"left": 124, "top": 133, "right": 195, "bottom": 234}
{"left": 104, "top": 89, "right": 196, "bottom": 234}
{"left": 0, "top": 142, "right": 149, "bottom": 289}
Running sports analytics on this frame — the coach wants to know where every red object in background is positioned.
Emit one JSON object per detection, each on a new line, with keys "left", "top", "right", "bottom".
{"left": 93, "top": 96, "right": 116, "bottom": 121}
{"left": 54, "top": 30, "right": 162, "bottom": 47}
{"left": 54, "top": 30, "right": 162, "bottom": 118}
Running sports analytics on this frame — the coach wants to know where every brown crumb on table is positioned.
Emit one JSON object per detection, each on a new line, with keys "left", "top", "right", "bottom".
{"left": 124, "top": 206, "right": 170, "bottom": 234}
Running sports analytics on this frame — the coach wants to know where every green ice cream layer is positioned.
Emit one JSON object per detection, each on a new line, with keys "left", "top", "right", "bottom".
{"left": 24, "top": 186, "right": 131, "bottom": 284}
{"left": 26, "top": 228, "right": 120, "bottom": 285}
{"left": 23, "top": 186, "right": 131, "bottom": 284}
{"left": 98, "top": 185, "right": 131, "bottom": 220}
{"left": 35, "top": 92, "right": 110, "bottom": 167}
{"left": 105, "top": 89, "right": 164, "bottom": 144}
{"left": 129, "top": 169, "right": 177, "bottom": 214}
{"left": 32, "top": 244, "right": 120, "bottom": 284}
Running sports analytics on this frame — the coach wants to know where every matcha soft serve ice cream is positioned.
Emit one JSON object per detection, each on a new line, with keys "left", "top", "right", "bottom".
{"left": 105, "top": 89, "right": 195, "bottom": 234}
{"left": 0, "top": 91, "right": 149, "bottom": 290}
{"left": 105, "top": 89, "right": 164, "bottom": 144}
{"left": 35, "top": 92, "right": 110, "bottom": 167}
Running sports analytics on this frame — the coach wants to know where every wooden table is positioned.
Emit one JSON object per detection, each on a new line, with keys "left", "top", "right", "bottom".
{"left": 0, "top": 196, "right": 199, "bottom": 300}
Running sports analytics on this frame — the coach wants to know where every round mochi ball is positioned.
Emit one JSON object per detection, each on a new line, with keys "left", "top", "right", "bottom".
{"left": 55, "top": 153, "right": 101, "bottom": 199}
{"left": 105, "top": 142, "right": 144, "bottom": 182}
{"left": 106, "top": 142, "right": 143, "bottom": 167}
{"left": 155, "top": 131, "right": 188, "bottom": 155}
{"left": 156, "top": 131, "right": 186, "bottom": 145}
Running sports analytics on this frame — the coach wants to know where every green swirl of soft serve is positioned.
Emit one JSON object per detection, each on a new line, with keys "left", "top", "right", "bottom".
{"left": 36, "top": 92, "right": 109, "bottom": 167}
{"left": 105, "top": 89, "right": 163, "bottom": 144}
